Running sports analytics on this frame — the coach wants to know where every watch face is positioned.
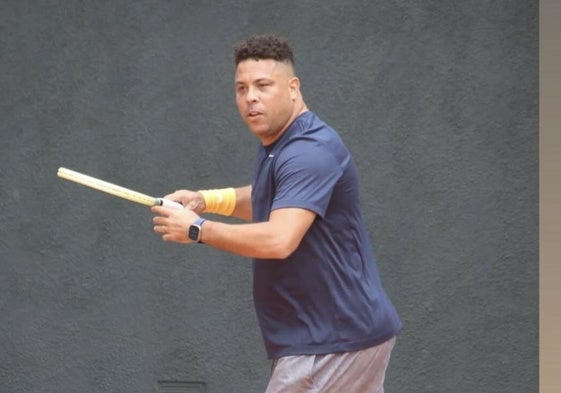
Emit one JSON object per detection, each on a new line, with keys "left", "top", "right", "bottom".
{"left": 188, "top": 225, "right": 200, "bottom": 241}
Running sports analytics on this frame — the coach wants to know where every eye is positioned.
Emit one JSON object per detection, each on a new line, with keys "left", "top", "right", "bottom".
{"left": 236, "top": 85, "right": 247, "bottom": 94}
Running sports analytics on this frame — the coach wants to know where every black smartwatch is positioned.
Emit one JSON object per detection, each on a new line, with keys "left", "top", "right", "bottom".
{"left": 188, "top": 217, "right": 206, "bottom": 243}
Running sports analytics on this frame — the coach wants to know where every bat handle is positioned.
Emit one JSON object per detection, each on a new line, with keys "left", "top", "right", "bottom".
{"left": 156, "top": 198, "right": 184, "bottom": 210}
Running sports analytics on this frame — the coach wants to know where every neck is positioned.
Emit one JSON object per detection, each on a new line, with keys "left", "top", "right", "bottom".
{"left": 262, "top": 103, "right": 309, "bottom": 146}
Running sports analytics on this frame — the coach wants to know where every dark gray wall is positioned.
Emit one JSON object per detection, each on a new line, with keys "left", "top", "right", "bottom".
{"left": 1, "top": 1, "right": 537, "bottom": 393}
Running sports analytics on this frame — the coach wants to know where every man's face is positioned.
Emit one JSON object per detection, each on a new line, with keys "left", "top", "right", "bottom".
{"left": 235, "top": 59, "right": 297, "bottom": 145}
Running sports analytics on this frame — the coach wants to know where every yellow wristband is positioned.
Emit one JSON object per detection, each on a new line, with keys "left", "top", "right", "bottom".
{"left": 199, "top": 188, "right": 236, "bottom": 216}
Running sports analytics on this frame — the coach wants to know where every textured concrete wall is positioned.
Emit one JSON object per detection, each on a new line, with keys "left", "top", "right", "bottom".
{"left": 1, "top": 1, "right": 537, "bottom": 393}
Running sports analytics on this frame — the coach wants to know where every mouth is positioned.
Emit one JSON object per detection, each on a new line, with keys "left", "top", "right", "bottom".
{"left": 247, "top": 109, "right": 263, "bottom": 119}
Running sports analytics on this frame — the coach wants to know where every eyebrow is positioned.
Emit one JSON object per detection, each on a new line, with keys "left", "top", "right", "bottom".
{"left": 235, "top": 78, "right": 274, "bottom": 85}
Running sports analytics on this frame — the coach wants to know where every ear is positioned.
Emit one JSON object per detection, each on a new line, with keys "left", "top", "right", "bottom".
{"left": 288, "top": 77, "right": 300, "bottom": 101}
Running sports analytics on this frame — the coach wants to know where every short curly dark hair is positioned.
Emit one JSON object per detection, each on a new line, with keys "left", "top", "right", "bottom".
{"left": 233, "top": 34, "right": 294, "bottom": 67}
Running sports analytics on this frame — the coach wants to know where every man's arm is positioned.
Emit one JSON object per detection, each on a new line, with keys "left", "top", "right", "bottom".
{"left": 199, "top": 207, "right": 315, "bottom": 259}
{"left": 231, "top": 185, "right": 252, "bottom": 221}
{"left": 162, "top": 185, "right": 253, "bottom": 221}
{"left": 151, "top": 205, "right": 316, "bottom": 260}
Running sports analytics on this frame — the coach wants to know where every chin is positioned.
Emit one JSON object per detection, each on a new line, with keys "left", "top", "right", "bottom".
{"left": 246, "top": 123, "right": 269, "bottom": 136}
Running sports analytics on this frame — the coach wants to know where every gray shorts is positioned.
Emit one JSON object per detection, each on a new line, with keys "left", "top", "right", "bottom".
{"left": 265, "top": 337, "right": 396, "bottom": 393}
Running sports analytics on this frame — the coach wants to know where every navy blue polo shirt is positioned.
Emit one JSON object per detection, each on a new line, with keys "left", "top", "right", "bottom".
{"left": 251, "top": 111, "right": 402, "bottom": 359}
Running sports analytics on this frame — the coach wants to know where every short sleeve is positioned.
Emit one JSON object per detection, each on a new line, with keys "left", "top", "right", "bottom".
{"left": 271, "top": 140, "right": 343, "bottom": 218}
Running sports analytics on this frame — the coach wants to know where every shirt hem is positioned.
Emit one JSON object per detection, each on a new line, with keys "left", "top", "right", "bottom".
{"left": 266, "top": 331, "right": 400, "bottom": 360}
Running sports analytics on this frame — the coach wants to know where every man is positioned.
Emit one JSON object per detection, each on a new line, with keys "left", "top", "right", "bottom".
{"left": 152, "top": 34, "right": 402, "bottom": 393}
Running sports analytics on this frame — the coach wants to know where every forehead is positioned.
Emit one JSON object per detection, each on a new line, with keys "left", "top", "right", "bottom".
{"left": 235, "top": 59, "right": 292, "bottom": 83}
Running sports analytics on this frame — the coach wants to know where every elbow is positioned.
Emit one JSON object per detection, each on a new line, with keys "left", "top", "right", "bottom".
{"left": 268, "top": 237, "right": 300, "bottom": 260}
{"left": 271, "top": 247, "right": 293, "bottom": 260}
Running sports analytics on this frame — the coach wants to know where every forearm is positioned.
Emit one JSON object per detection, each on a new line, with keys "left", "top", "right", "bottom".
{"left": 230, "top": 185, "right": 252, "bottom": 221}
{"left": 199, "top": 220, "right": 289, "bottom": 259}
{"left": 198, "top": 207, "right": 316, "bottom": 259}
{"left": 198, "top": 185, "right": 252, "bottom": 221}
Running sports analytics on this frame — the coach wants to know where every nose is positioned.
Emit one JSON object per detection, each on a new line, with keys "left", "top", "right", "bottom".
{"left": 246, "top": 86, "right": 258, "bottom": 103}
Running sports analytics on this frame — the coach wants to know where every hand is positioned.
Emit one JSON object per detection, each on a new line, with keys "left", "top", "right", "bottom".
{"left": 162, "top": 189, "right": 206, "bottom": 214}
{"left": 152, "top": 204, "right": 200, "bottom": 243}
